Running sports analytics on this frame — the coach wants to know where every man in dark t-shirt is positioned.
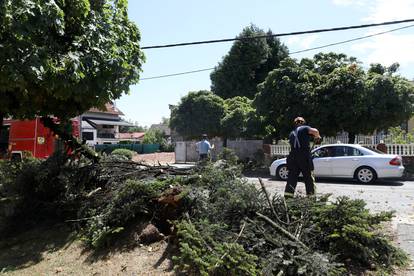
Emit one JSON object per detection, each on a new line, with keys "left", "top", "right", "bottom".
{"left": 285, "top": 117, "right": 321, "bottom": 198}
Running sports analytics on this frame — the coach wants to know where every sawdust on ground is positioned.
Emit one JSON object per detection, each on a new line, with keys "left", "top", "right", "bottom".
{"left": 132, "top": 152, "right": 175, "bottom": 165}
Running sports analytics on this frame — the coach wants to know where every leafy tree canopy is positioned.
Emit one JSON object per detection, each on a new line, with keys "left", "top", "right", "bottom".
{"left": 254, "top": 57, "right": 321, "bottom": 138}
{"left": 0, "top": 0, "right": 145, "bottom": 122}
{"left": 170, "top": 91, "right": 225, "bottom": 139}
{"left": 210, "top": 24, "right": 288, "bottom": 99}
{"left": 254, "top": 52, "right": 414, "bottom": 142}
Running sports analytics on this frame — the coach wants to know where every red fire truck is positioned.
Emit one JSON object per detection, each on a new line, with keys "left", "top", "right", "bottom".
{"left": 0, "top": 118, "right": 80, "bottom": 160}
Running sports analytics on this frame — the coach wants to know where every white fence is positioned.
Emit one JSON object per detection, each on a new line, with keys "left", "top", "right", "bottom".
{"left": 270, "top": 144, "right": 414, "bottom": 156}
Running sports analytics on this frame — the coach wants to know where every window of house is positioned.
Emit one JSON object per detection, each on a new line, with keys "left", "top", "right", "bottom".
{"left": 82, "top": 132, "right": 94, "bottom": 141}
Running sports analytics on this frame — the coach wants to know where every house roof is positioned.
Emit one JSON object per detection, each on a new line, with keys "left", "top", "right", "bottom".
{"left": 117, "top": 132, "right": 146, "bottom": 139}
{"left": 88, "top": 102, "right": 124, "bottom": 116}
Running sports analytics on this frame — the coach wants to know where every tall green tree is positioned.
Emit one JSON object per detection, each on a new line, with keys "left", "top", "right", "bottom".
{"left": 170, "top": 91, "right": 225, "bottom": 139}
{"left": 363, "top": 66, "right": 414, "bottom": 133}
{"left": 221, "top": 96, "right": 264, "bottom": 139}
{"left": 313, "top": 64, "right": 367, "bottom": 143}
{"left": 210, "top": 25, "right": 288, "bottom": 99}
{"left": 254, "top": 58, "right": 321, "bottom": 139}
{"left": 0, "top": 0, "right": 144, "bottom": 127}
{"left": 254, "top": 53, "right": 414, "bottom": 142}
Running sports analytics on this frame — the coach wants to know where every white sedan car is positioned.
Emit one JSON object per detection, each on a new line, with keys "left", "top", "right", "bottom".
{"left": 270, "top": 144, "right": 404, "bottom": 183}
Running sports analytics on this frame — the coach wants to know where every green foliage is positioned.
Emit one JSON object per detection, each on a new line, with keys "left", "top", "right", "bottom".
{"left": 386, "top": 126, "right": 414, "bottom": 144}
{"left": 0, "top": 158, "right": 41, "bottom": 198}
{"left": 0, "top": 150, "right": 101, "bottom": 233}
{"left": 221, "top": 96, "right": 265, "bottom": 138}
{"left": 1, "top": 154, "right": 408, "bottom": 275}
{"left": 310, "top": 196, "right": 409, "bottom": 270}
{"left": 171, "top": 92, "right": 265, "bottom": 139}
{"left": 255, "top": 57, "right": 321, "bottom": 138}
{"left": 82, "top": 179, "right": 171, "bottom": 248}
{"left": 111, "top": 148, "right": 135, "bottom": 160}
{"left": 119, "top": 124, "right": 147, "bottom": 133}
{"left": 364, "top": 72, "right": 414, "bottom": 132}
{"left": 313, "top": 64, "right": 367, "bottom": 137}
{"left": 211, "top": 24, "right": 289, "bottom": 99}
{"left": 171, "top": 164, "right": 407, "bottom": 275}
{"left": 0, "top": 0, "right": 144, "bottom": 122}
{"left": 142, "top": 128, "right": 174, "bottom": 152}
{"left": 170, "top": 91, "right": 225, "bottom": 139}
{"left": 142, "top": 129, "right": 165, "bottom": 145}
{"left": 218, "top": 148, "right": 239, "bottom": 165}
{"left": 254, "top": 52, "right": 414, "bottom": 140}
{"left": 173, "top": 219, "right": 259, "bottom": 276}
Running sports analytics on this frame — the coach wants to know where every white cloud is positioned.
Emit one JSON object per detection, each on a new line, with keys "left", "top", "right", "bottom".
{"left": 332, "top": 0, "right": 366, "bottom": 6}
{"left": 331, "top": 0, "right": 414, "bottom": 22}
{"left": 331, "top": 0, "right": 414, "bottom": 77}
{"left": 363, "top": 0, "right": 414, "bottom": 22}
{"left": 286, "top": 34, "right": 319, "bottom": 50}
{"left": 351, "top": 32, "right": 414, "bottom": 67}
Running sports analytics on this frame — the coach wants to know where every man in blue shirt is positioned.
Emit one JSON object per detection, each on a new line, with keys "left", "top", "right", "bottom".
{"left": 196, "top": 134, "right": 214, "bottom": 161}
{"left": 285, "top": 117, "right": 321, "bottom": 198}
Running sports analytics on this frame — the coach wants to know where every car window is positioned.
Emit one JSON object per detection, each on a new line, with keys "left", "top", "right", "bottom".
{"left": 331, "top": 146, "right": 363, "bottom": 157}
{"left": 346, "top": 147, "right": 364, "bottom": 156}
{"left": 313, "top": 147, "right": 332, "bottom": 158}
{"left": 363, "top": 146, "right": 384, "bottom": 154}
{"left": 331, "top": 146, "right": 345, "bottom": 157}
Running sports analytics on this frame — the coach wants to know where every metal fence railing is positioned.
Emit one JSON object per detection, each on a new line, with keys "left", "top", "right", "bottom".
{"left": 270, "top": 143, "right": 414, "bottom": 156}
{"left": 95, "top": 143, "right": 160, "bottom": 154}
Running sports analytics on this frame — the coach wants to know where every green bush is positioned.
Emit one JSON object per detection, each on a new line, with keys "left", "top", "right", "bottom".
{"left": 309, "top": 196, "right": 408, "bottom": 270}
{"left": 160, "top": 142, "right": 174, "bottom": 152}
{"left": 173, "top": 219, "right": 259, "bottom": 276}
{"left": 142, "top": 129, "right": 164, "bottom": 145}
{"left": 218, "top": 147, "right": 239, "bottom": 165}
{"left": 81, "top": 178, "right": 172, "bottom": 248}
{"left": 171, "top": 163, "right": 408, "bottom": 275}
{"left": 111, "top": 148, "right": 135, "bottom": 160}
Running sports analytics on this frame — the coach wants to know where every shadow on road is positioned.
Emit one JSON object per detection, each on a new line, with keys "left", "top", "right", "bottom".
{"left": 315, "top": 178, "right": 404, "bottom": 186}
{"left": 245, "top": 171, "right": 405, "bottom": 187}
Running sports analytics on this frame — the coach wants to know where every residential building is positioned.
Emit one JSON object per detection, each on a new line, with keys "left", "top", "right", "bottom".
{"left": 81, "top": 102, "right": 132, "bottom": 146}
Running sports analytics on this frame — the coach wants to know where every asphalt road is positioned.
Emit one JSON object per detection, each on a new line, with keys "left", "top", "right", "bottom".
{"left": 247, "top": 176, "right": 414, "bottom": 273}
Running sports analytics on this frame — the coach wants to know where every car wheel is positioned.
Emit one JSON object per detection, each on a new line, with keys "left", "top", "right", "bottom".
{"left": 355, "top": 166, "right": 377, "bottom": 184}
{"left": 276, "top": 165, "right": 289, "bottom": 181}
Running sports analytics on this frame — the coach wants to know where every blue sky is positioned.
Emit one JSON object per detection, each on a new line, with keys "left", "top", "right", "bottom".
{"left": 117, "top": 0, "right": 414, "bottom": 127}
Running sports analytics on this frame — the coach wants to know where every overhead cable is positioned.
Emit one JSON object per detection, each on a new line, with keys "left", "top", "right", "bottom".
{"left": 140, "top": 23, "right": 414, "bottom": 80}
{"left": 141, "top": 19, "right": 414, "bottom": 50}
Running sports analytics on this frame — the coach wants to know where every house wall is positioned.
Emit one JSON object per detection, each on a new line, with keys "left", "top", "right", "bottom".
{"left": 175, "top": 139, "right": 263, "bottom": 163}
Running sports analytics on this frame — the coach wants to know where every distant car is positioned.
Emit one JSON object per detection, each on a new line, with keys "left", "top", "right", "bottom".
{"left": 269, "top": 144, "right": 404, "bottom": 184}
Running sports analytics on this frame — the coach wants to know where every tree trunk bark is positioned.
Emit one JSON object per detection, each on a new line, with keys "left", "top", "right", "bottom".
{"left": 0, "top": 113, "right": 3, "bottom": 135}
{"left": 348, "top": 133, "right": 356, "bottom": 144}
{"left": 223, "top": 136, "right": 227, "bottom": 148}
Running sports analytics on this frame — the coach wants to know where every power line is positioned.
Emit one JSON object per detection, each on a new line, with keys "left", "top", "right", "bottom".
{"left": 290, "top": 23, "right": 414, "bottom": 54}
{"left": 140, "top": 23, "right": 414, "bottom": 81}
{"left": 141, "top": 18, "right": 414, "bottom": 50}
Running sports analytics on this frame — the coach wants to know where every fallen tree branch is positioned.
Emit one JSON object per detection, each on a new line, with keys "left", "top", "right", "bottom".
{"left": 259, "top": 178, "right": 289, "bottom": 225}
{"left": 255, "top": 212, "right": 309, "bottom": 250}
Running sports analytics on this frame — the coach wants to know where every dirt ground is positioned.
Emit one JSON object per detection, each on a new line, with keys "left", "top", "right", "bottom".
{"left": 0, "top": 224, "right": 173, "bottom": 276}
{"left": 132, "top": 152, "right": 175, "bottom": 165}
